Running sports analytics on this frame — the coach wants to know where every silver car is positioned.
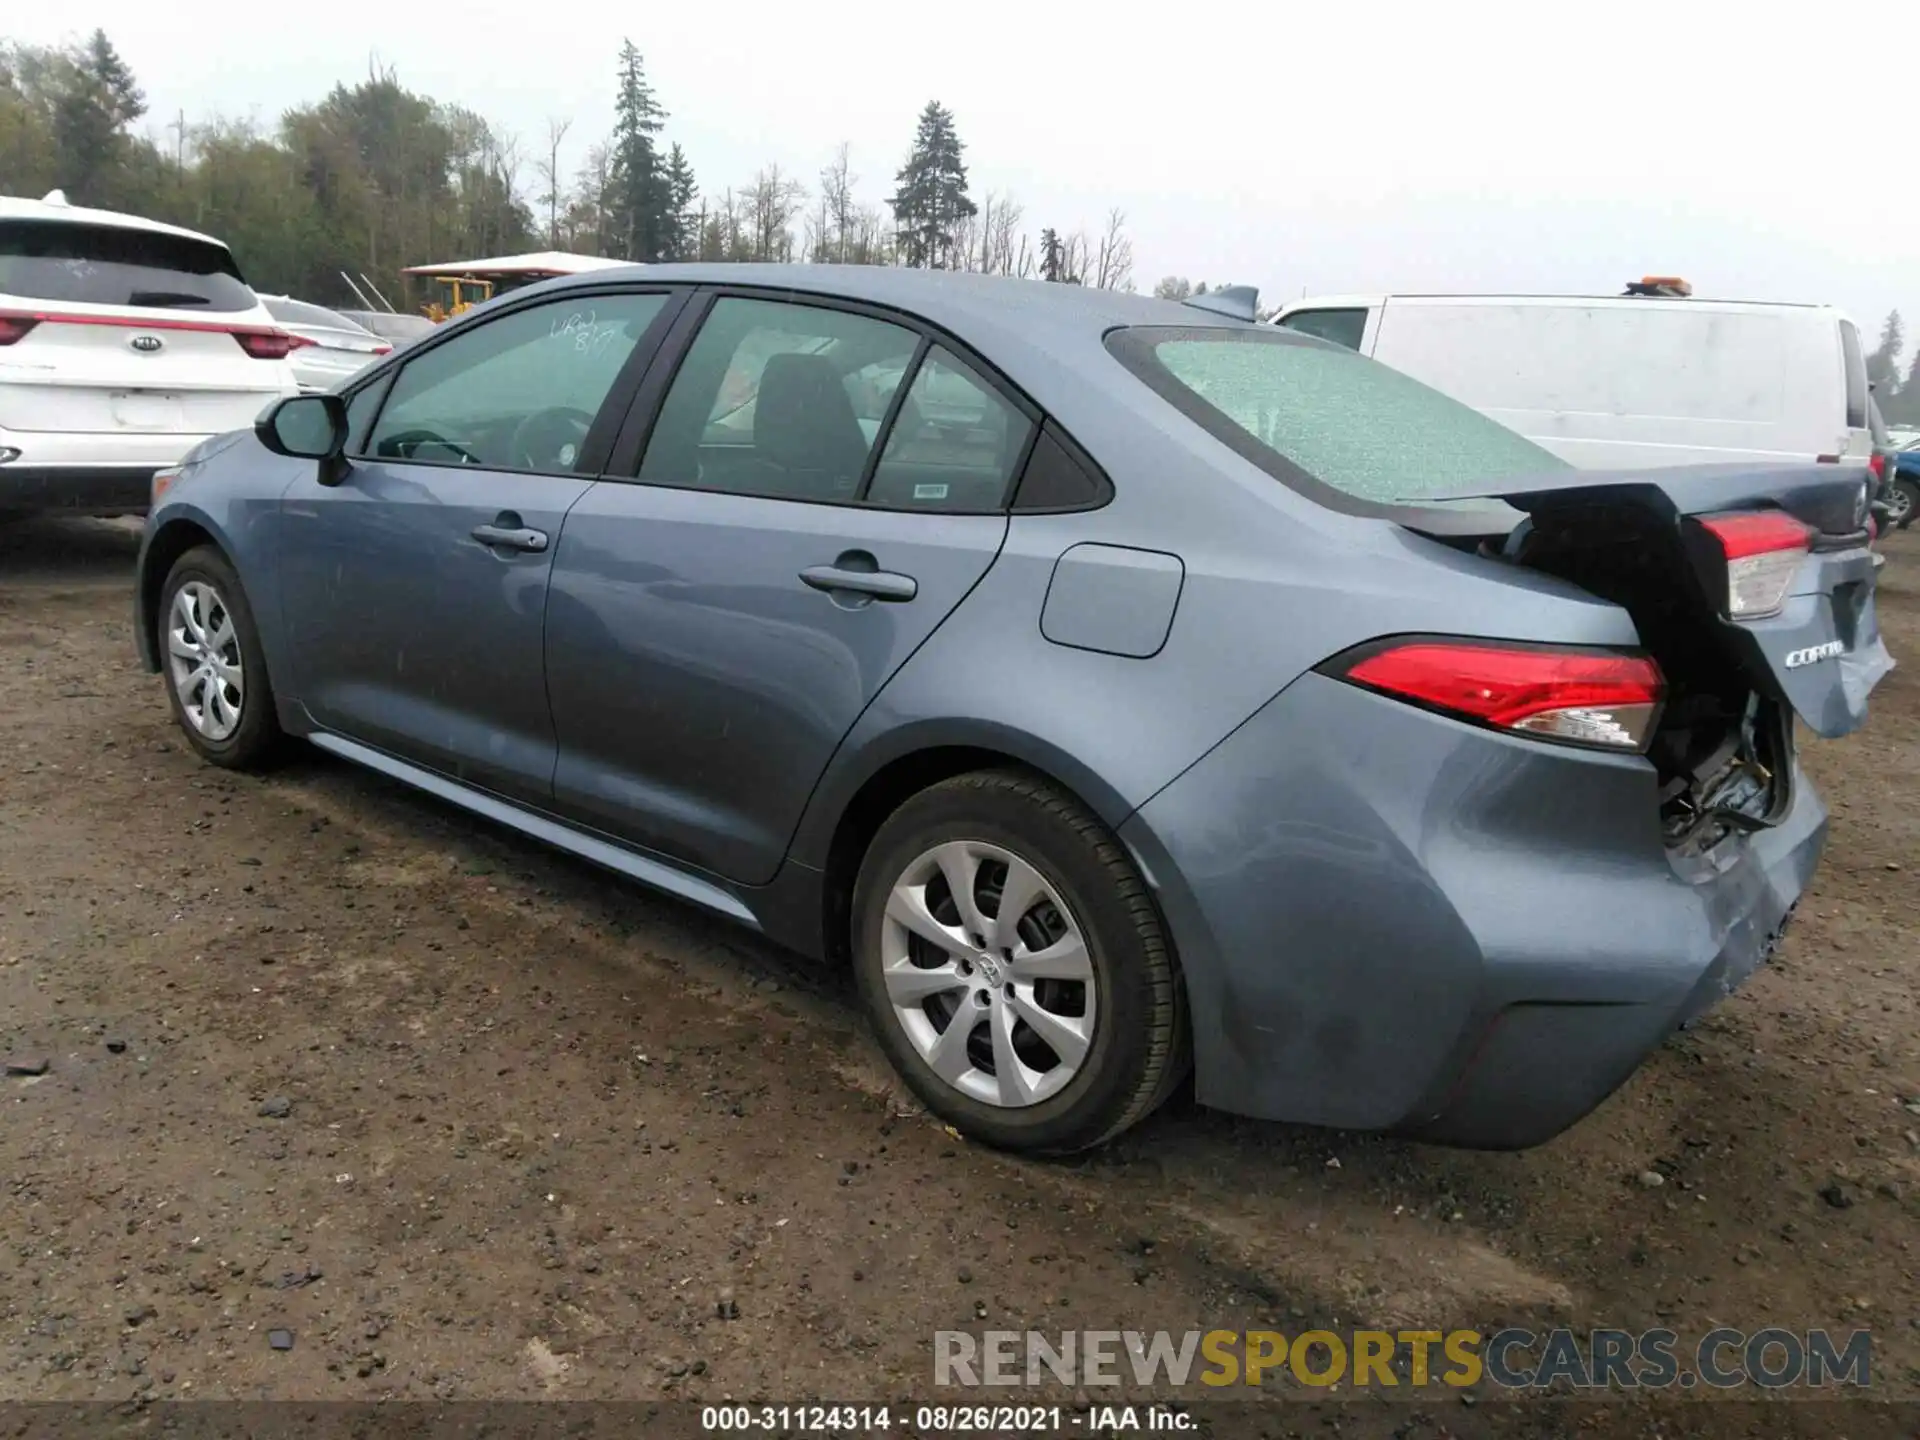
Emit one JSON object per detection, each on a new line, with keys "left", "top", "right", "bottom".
{"left": 258, "top": 296, "right": 392, "bottom": 391}
{"left": 134, "top": 266, "right": 1894, "bottom": 1155}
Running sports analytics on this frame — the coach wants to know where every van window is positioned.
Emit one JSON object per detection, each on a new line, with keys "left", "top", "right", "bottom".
{"left": 0, "top": 219, "right": 256, "bottom": 312}
{"left": 1106, "top": 326, "right": 1566, "bottom": 507}
{"left": 1277, "top": 308, "right": 1367, "bottom": 352}
{"left": 1839, "top": 320, "right": 1869, "bottom": 430}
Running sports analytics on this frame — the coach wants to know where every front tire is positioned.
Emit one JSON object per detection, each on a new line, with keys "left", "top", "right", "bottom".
{"left": 158, "top": 545, "right": 284, "bottom": 770}
{"left": 851, "top": 769, "right": 1188, "bottom": 1154}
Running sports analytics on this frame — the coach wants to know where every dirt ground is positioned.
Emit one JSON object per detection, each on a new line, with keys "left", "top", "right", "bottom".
{"left": 3, "top": 516, "right": 1919, "bottom": 1437}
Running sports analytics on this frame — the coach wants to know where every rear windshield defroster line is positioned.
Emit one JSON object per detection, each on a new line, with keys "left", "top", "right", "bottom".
{"left": 1103, "top": 324, "right": 1571, "bottom": 516}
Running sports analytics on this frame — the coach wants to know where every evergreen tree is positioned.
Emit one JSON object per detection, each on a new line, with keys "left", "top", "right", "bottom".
{"left": 608, "top": 41, "right": 667, "bottom": 262}
{"left": 1868, "top": 310, "right": 1905, "bottom": 400}
{"left": 50, "top": 28, "right": 145, "bottom": 203}
{"left": 1038, "top": 227, "right": 1062, "bottom": 283}
{"left": 661, "top": 142, "right": 698, "bottom": 261}
{"left": 889, "top": 102, "right": 975, "bottom": 269}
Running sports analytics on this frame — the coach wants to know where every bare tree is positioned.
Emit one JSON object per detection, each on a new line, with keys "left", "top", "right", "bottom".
{"left": 846, "top": 203, "right": 891, "bottom": 266}
{"left": 1056, "top": 230, "right": 1090, "bottom": 285}
{"left": 744, "top": 164, "right": 806, "bottom": 262}
{"left": 1154, "top": 276, "right": 1195, "bottom": 301}
{"left": 985, "top": 195, "right": 1025, "bottom": 276}
{"left": 1092, "top": 208, "right": 1133, "bottom": 292}
{"left": 816, "top": 143, "right": 856, "bottom": 264}
{"left": 538, "top": 116, "right": 573, "bottom": 248}
{"left": 571, "top": 141, "right": 614, "bottom": 256}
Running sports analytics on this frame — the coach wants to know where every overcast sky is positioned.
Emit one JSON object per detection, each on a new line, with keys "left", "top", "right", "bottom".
{"left": 16, "top": 0, "right": 1915, "bottom": 348}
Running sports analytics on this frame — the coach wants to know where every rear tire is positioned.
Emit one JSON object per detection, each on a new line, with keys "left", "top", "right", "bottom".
{"left": 157, "top": 545, "right": 285, "bottom": 771}
{"left": 851, "top": 769, "right": 1188, "bottom": 1154}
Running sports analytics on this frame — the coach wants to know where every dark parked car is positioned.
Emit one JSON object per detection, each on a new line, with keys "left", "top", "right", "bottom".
{"left": 134, "top": 266, "right": 1892, "bottom": 1153}
{"left": 1888, "top": 438, "right": 1920, "bottom": 531}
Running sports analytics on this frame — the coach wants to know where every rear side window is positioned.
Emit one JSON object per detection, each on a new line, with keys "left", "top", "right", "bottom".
{"left": 1106, "top": 326, "right": 1567, "bottom": 508}
{"left": 1277, "top": 307, "right": 1368, "bottom": 352}
{"left": 0, "top": 219, "right": 256, "bottom": 312}
{"left": 1839, "top": 320, "right": 1869, "bottom": 430}
{"left": 865, "top": 347, "right": 1034, "bottom": 511}
{"left": 639, "top": 297, "right": 918, "bottom": 503}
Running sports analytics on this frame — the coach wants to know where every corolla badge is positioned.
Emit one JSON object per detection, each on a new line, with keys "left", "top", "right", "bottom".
{"left": 1783, "top": 640, "right": 1845, "bottom": 669}
{"left": 129, "top": 334, "right": 164, "bottom": 353}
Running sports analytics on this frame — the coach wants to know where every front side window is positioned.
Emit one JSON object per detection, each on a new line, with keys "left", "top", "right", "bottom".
{"left": 363, "top": 291, "right": 666, "bottom": 473}
{"left": 1277, "top": 307, "right": 1368, "bottom": 352}
{"left": 1106, "top": 326, "right": 1566, "bottom": 507}
{"left": 0, "top": 219, "right": 255, "bottom": 311}
{"left": 639, "top": 297, "right": 918, "bottom": 502}
{"left": 865, "top": 347, "right": 1034, "bottom": 510}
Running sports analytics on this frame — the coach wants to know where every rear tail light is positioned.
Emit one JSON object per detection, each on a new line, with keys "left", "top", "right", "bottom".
{"left": 233, "top": 329, "right": 314, "bottom": 360}
{"left": 372, "top": 344, "right": 393, "bottom": 356}
{"left": 1870, "top": 453, "right": 1888, "bottom": 482}
{"left": 1330, "top": 639, "right": 1665, "bottom": 752}
{"left": 1694, "top": 510, "right": 1810, "bottom": 619}
{"left": 0, "top": 315, "right": 39, "bottom": 346}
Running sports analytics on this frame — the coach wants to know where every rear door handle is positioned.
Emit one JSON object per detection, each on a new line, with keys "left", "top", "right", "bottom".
{"left": 799, "top": 564, "right": 917, "bottom": 602}
{"left": 472, "top": 523, "right": 548, "bottom": 553}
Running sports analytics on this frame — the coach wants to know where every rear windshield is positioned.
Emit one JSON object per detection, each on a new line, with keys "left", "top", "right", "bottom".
{"left": 0, "top": 219, "right": 255, "bottom": 312}
{"left": 1105, "top": 326, "right": 1568, "bottom": 508}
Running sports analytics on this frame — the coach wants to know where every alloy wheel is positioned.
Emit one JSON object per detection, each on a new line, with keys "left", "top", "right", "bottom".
{"left": 166, "top": 580, "right": 245, "bottom": 742}
{"left": 879, "top": 840, "right": 1097, "bottom": 1108}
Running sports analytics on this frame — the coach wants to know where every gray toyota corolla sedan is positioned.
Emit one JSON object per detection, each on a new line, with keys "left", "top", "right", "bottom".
{"left": 133, "top": 265, "right": 1893, "bottom": 1154}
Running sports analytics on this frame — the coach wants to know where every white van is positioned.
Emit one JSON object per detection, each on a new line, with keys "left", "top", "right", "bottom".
{"left": 1271, "top": 282, "right": 1874, "bottom": 471}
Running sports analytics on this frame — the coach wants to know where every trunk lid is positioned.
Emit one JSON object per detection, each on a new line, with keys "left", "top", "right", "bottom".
{"left": 0, "top": 314, "right": 291, "bottom": 434}
{"left": 1399, "top": 462, "right": 1893, "bottom": 739}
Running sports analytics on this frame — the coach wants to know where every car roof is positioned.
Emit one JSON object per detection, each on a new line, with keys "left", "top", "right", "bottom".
{"left": 0, "top": 192, "right": 233, "bottom": 250}
{"left": 540, "top": 262, "right": 1242, "bottom": 342}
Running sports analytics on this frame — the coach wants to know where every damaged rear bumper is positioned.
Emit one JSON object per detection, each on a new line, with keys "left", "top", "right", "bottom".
{"left": 1120, "top": 671, "right": 1828, "bottom": 1151}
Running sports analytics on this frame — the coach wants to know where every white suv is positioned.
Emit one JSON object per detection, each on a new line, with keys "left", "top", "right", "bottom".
{"left": 0, "top": 190, "right": 300, "bottom": 518}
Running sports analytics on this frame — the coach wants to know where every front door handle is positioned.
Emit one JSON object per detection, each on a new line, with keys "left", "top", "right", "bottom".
{"left": 799, "top": 563, "right": 917, "bottom": 603}
{"left": 472, "top": 522, "right": 548, "bottom": 553}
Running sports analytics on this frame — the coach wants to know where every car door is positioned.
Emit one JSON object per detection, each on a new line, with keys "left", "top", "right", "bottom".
{"left": 277, "top": 287, "right": 680, "bottom": 807}
{"left": 544, "top": 291, "right": 1037, "bottom": 885}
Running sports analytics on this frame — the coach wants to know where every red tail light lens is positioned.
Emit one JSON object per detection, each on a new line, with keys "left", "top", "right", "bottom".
{"left": 1335, "top": 640, "right": 1665, "bottom": 752}
{"left": 0, "top": 315, "right": 40, "bottom": 346}
{"left": 1869, "top": 453, "right": 1887, "bottom": 482}
{"left": 372, "top": 344, "right": 393, "bottom": 356}
{"left": 1694, "top": 510, "right": 1810, "bottom": 619}
{"left": 232, "top": 329, "right": 313, "bottom": 360}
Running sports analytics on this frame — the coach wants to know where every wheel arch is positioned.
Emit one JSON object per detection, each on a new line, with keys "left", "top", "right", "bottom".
{"left": 796, "top": 721, "right": 1146, "bottom": 969}
{"left": 137, "top": 514, "right": 226, "bottom": 672}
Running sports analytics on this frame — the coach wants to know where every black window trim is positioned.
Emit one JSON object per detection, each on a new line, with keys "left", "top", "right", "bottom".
{"left": 341, "top": 283, "right": 692, "bottom": 481}
{"left": 853, "top": 333, "right": 932, "bottom": 503}
{"left": 1010, "top": 420, "right": 1116, "bottom": 514}
{"left": 598, "top": 282, "right": 1106, "bottom": 517}
{"left": 1103, "top": 322, "right": 1538, "bottom": 524}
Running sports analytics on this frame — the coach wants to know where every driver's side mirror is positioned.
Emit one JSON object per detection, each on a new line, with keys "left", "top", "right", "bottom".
{"left": 257, "top": 394, "right": 349, "bottom": 482}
